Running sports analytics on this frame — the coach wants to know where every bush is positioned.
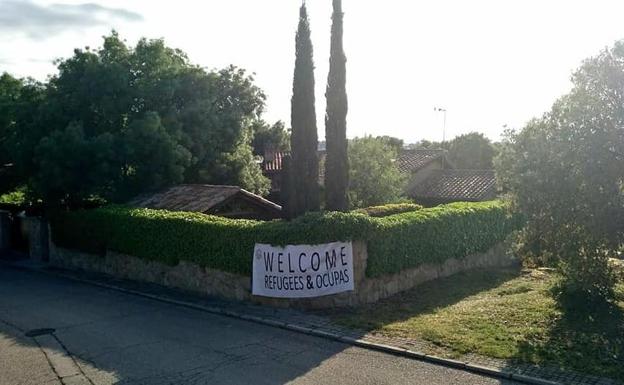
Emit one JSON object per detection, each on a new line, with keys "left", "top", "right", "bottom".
{"left": 50, "top": 201, "right": 520, "bottom": 278}
{"left": 355, "top": 203, "right": 423, "bottom": 217}
{"left": 0, "top": 188, "right": 29, "bottom": 213}
{"left": 496, "top": 41, "right": 624, "bottom": 302}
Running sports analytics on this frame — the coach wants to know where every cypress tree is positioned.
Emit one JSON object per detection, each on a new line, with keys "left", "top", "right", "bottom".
{"left": 289, "top": 2, "right": 320, "bottom": 216}
{"left": 324, "top": 0, "right": 349, "bottom": 211}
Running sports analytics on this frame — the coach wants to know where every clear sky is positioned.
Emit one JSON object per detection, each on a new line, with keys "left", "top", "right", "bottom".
{"left": 2, "top": 0, "right": 624, "bottom": 143}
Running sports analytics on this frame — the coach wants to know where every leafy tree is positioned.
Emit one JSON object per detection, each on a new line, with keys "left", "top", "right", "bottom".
{"left": 288, "top": 3, "right": 320, "bottom": 217}
{"left": 325, "top": 0, "right": 349, "bottom": 212}
{"left": 447, "top": 132, "right": 496, "bottom": 169}
{"left": 496, "top": 41, "right": 624, "bottom": 301}
{"left": 0, "top": 73, "right": 22, "bottom": 192}
{"left": 348, "top": 136, "right": 407, "bottom": 208}
{"left": 32, "top": 123, "right": 120, "bottom": 207}
{"left": 252, "top": 120, "right": 290, "bottom": 155}
{"left": 376, "top": 136, "right": 404, "bottom": 153}
{"left": 13, "top": 31, "right": 269, "bottom": 206}
{"left": 200, "top": 127, "right": 269, "bottom": 196}
{"left": 0, "top": 73, "right": 45, "bottom": 193}
{"left": 118, "top": 113, "right": 191, "bottom": 198}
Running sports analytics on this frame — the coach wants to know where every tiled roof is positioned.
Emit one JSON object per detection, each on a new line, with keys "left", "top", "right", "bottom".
{"left": 263, "top": 151, "right": 289, "bottom": 172}
{"left": 409, "top": 170, "right": 497, "bottom": 201}
{"left": 129, "top": 184, "right": 282, "bottom": 213}
{"left": 396, "top": 150, "right": 446, "bottom": 173}
{"left": 262, "top": 151, "right": 327, "bottom": 185}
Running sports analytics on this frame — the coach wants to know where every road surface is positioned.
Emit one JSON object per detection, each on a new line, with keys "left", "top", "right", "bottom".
{"left": 0, "top": 266, "right": 521, "bottom": 385}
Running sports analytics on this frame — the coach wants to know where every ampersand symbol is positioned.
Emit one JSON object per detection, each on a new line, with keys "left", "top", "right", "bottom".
{"left": 306, "top": 276, "right": 314, "bottom": 289}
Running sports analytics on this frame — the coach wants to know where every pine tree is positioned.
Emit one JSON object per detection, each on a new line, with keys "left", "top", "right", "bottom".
{"left": 324, "top": 0, "right": 349, "bottom": 211}
{"left": 289, "top": 2, "right": 320, "bottom": 216}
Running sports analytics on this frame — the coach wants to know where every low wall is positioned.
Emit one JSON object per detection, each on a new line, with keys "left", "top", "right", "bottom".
{"left": 49, "top": 237, "right": 516, "bottom": 309}
{"left": 0, "top": 210, "right": 10, "bottom": 252}
{"left": 21, "top": 216, "right": 49, "bottom": 261}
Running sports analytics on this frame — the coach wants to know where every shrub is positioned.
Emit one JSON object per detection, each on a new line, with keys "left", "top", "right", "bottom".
{"left": 0, "top": 188, "right": 29, "bottom": 213}
{"left": 496, "top": 42, "right": 624, "bottom": 302}
{"left": 50, "top": 201, "right": 520, "bottom": 278}
{"left": 355, "top": 203, "right": 423, "bottom": 217}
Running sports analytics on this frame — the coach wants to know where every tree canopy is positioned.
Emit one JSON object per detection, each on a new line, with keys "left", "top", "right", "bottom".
{"left": 447, "top": 132, "right": 496, "bottom": 169}
{"left": 496, "top": 41, "right": 624, "bottom": 301}
{"left": 252, "top": 120, "right": 290, "bottom": 156}
{"left": 348, "top": 136, "right": 407, "bottom": 208}
{"left": 0, "top": 73, "right": 45, "bottom": 192}
{"left": 1, "top": 31, "right": 272, "bottom": 207}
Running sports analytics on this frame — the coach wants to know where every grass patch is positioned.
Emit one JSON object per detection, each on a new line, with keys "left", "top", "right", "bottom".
{"left": 330, "top": 267, "right": 624, "bottom": 380}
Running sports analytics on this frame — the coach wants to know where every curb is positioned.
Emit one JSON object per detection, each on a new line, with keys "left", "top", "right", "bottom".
{"left": 2, "top": 261, "right": 562, "bottom": 385}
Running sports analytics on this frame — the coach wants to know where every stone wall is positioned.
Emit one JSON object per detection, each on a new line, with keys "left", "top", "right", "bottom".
{"left": 49, "top": 237, "right": 516, "bottom": 309}
{"left": 21, "top": 216, "right": 48, "bottom": 261}
{"left": 0, "top": 210, "right": 10, "bottom": 252}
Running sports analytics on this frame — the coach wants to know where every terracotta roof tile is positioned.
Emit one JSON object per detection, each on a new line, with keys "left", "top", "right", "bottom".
{"left": 396, "top": 150, "right": 446, "bottom": 173}
{"left": 262, "top": 151, "right": 326, "bottom": 185}
{"left": 410, "top": 170, "right": 497, "bottom": 201}
{"left": 129, "top": 184, "right": 281, "bottom": 213}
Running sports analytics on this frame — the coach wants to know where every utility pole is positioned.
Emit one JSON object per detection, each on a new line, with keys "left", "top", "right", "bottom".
{"left": 434, "top": 107, "right": 447, "bottom": 142}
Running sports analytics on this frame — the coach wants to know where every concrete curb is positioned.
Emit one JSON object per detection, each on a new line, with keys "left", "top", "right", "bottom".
{"left": 2, "top": 261, "right": 563, "bottom": 385}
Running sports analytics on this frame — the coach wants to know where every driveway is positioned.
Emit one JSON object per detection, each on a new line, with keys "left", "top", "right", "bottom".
{"left": 0, "top": 266, "right": 522, "bottom": 385}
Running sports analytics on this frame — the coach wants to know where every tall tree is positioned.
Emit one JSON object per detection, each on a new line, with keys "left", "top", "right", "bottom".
{"left": 447, "top": 132, "right": 496, "bottom": 169}
{"left": 324, "top": 0, "right": 349, "bottom": 211}
{"left": 496, "top": 41, "right": 624, "bottom": 302}
{"left": 288, "top": 3, "right": 320, "bottom": 216}
{"left": 251, "top": 120, "right": 290, "bottom": 156}
{"left": 348, "top": 136, "right": 406, "bottom": 208}
{"left": 4, "top": 32, "right": 270, "bottom": 207}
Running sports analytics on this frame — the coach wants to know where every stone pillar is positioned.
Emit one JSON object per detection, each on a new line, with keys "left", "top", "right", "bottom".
{"left": 0, "top": 210, "right": 11, "bottom": 253}
{"left": 21, "top": 215, "right": 49, "bottom": 262}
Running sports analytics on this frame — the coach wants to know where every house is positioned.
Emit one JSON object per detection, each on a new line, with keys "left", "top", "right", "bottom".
{"left": 408, "top": 169, "right": 497, "bottom": 206}
{"left": 262, "top": 150, "right": 326, "bottom": 204}
{"left": 129, "top": 184, "right": 282, "bottom": 220}
{"left": 397, "top": 149, "right": 497, "bottom": 206}
{"left": 396, "top": 150, "right": 450, "bottom": 193}
{"left": 262, "top": 151, "right": 288, "bottom": 203}
{"left": 261, "top": 147, "right": 498, "bottom": 208}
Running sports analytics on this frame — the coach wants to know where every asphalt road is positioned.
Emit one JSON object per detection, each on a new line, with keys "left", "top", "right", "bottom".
{"left": 0, "top": 266, "right": 522, "bottom": 385}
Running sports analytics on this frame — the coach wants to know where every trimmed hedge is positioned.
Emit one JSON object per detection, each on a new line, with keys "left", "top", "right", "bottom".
{"left": 355, "top": 203, "right": 423, "bottom": 217}
{"left": 50, "top": 201, "right": 520, "bottom": 278}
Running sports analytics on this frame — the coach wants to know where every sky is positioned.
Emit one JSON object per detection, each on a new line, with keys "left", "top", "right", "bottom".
{"left": 2, "top": 0, "right": 624, "bottom": 143}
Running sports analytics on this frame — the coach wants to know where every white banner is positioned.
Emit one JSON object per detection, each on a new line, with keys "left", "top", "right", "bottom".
{"left": 252, "top": 241, "right": 354, "bottom": 298}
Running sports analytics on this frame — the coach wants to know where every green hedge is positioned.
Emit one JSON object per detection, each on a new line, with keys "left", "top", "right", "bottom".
{"left": 50, "top": 201, "right": 520, "bottom": 278}
{"left": 355, "top": 203, "right": 423, "bottom": 217}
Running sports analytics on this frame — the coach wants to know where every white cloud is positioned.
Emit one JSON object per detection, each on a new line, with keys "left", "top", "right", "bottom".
{"left": 0, "top": 1, "right": 142, "bottom": 39}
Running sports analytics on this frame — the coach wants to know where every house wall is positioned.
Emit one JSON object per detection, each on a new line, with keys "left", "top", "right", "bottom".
{"left": 405, "top": 160, "right": 444, "bottom": 195}
{"left": 0, "top": 210, "right": 10, "bottom": 252}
